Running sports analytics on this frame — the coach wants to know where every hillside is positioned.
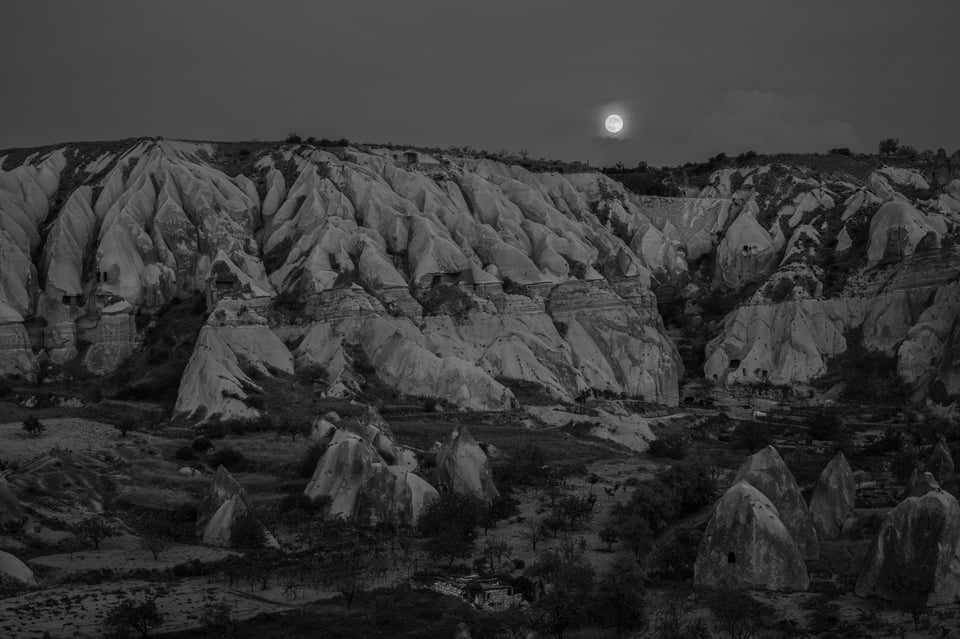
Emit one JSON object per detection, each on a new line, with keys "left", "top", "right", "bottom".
{"left": 0, "top": 138, "right": 959, "bottom": 421}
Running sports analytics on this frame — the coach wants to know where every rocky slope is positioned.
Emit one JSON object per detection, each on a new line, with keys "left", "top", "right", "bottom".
{"left": 635, "top": 149, "right": 960, "bottom": 407}
{"left": 0, "top": 139, "right": 682, "bottom": 419}
{"left": 1, "top": 139, "right": 958, "bottom": 417}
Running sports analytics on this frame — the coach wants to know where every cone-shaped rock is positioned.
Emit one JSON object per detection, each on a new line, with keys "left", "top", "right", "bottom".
{"left": 0, "top": 550, "right": 37, "bottom": 585}
{"left": 436, "top": 425, "right": 499, "bottom": 502}
{"left": 0, "top": 476, "right": 25, "bottom": 531}
{"left": 909, "top": 471, "right": 942, "bottom": 498}
{"left": 809, "top": 452, "right": 856, "bottom": 539}
{"left": 927, "top": 438, "right": 955, "bottom": 486}
{"left": 694, "top": 481, "right": 809, "bottom": 591}
{"left": 304, "top": 430, "right": 438, "bottom": 525}
{"left": 856, "top": 479, "right": 960, "bottom": 606}
{"left": 197, "top": 466, "right": 278, "bottom": 548}
{"left": 734, "top": 446, "right": 819, "bottom": 559}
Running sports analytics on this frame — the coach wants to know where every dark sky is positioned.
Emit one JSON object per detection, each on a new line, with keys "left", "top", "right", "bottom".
{"left": 3, "top": 1, "right": 957, "bottom": 166}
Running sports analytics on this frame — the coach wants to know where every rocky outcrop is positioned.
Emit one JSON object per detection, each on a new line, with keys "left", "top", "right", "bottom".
{"left": 196, "top": 466, "right": 278, "bottom": 548}
{"left": 856, "top": 480, "right": 960, "bottom": 606}
{"left": 175, "top": 302, "right": 294, "bottom": 421}
{"left": 927, "top": 439, "right": 955, "bottom": 486}
{"left": 0, "top": 550, "right": 37, "bottom": 585}
{"left": 714, "top": 202, "right": 777, "bottom": 289}
{"left": 436, "top": 426, "right": 499, "bottom": 502}
{"left": 694, "top": 481, "right": 809, "bottom": 591}
{"left": 866, "top": 201, "right": 941, "bottom": 267}
{"left": 734, "top": 446, "right": 819, "bottom": 559}
{"left": 808, "top": 453, "right": 856, "bottom": 540}
{"left": 303, "top": 429, "right": 438, "bottom": 526}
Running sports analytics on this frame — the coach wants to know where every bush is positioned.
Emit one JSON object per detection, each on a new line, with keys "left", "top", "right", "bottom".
{"left": 208, "top": 448, "right": 248, "bottom": 472}
{"left": 285, "top": 133, "right": 302, "bottom": 144}
{"left": 22, "top": 416, "right": 45, "bottom": 437}
{"left": 0, "top": 379, "right": 11, "bottom": 399}
{"left": 879, "top": 137, "right": 900, "bottom": 155}
{"left": 732, "top": 421, "right": 772, "bottom": 453}
{"left": 191, "top": 436, "right": 213, "bottom": 453}
{"left": 649, "top": 434, "right": 688, "bottom": 459}
{"left": 104, "top": 597, "right": 163, "bottom": 638}
{"left": 418, "top": 492, "right": 486, "bottom": 564}
{"left": 829, "top": 147, "right": 852, "bottom": 156}
{"left": 298, "top": 442, "right": 326, "bottom": 478}
{"left": 419, "top": 284, "right": 476, "bottom": 321}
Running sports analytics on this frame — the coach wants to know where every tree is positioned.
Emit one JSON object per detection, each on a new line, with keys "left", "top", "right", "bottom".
{"left": 200, "top": 600, "right": 237, "bottom": 639}
{"left": 278, "top": 418, "right": 309, "bottom": 442}
{"left": 482, "top": 537, "right": 512, "bottom": 572}
{"left": 526, "top": 538, "right": 595, "bottom": 639}
{"left": 140, "top": 536, "right": 169, "bottom": 561}
{"left": 525, "top": 518, "right": 548, "bottom": 551}
{"left": 554, "top": 494, "right": 594, "bottom": 530}
{"left": 418, "top": 492, "right": 485, "bottom": 564}
{"left": 74, "top": 516, "right": 116, "bottom": 550}
{"left": 22, "top": 416, "right": 45, "bottom": 438}
{"left": 879, "top": 137, "right": 900, "bottom": 155}
{"left": 104, "top": 597, "right": 164, "bottom": 638}
{"left": 230, "top": 508, "right": 267, "bottom": 549}
{"left": 599, "top": 526, "right": 619, "bottom": 552}
{"left": 114, "top": 422, "right": 132, "bottom": 438}
{"left": 592, "top": 562, "right": 646, "bottom": 638}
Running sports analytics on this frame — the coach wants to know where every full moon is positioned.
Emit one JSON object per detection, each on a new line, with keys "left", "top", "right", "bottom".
{"left": 605, "top": 114, "right": 623, "bottom": 133}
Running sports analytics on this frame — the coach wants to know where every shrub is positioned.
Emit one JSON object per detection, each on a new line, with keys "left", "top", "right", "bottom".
{"left": 243, "top": 394, "right": 266, "bottom": 410}
{"left": 648, "top": 434, "right": 688, "bottom": 459}
{"left": 419, "top": 284, "right": 476, "bottom": 321}
{"left": 22, "top": 416, "right": 45, "bottom": 437}
{"left": 298, "top": 442, "right": 326, "bottom": 478}
{"left": 732, "top": 421, "right": 772, "bottom": 453}
{"left": 174, "top": 445, "right": 196, "bottom": 462}
{"left": 104, "top": 596, "right": 164, "bottom": 638}
{"left": 879, "top": 137, "right": 900, "bottom": 155}
{"left": 829, "top": 147, "right": 852, "bottom": 156}
{"left": 191, "top": 436, "right": 213, "bottom": 453}
{"left": 285, "top": 133, "right": 302, "bottom": 144}
{"left": 208, "top": 448, "right": 248, "bottom": 472}
{"left": 418, "top": 492, "right": 486, "bottom": 564}
{"left": 0, "top": 379, "right": 11, "bottom": 399}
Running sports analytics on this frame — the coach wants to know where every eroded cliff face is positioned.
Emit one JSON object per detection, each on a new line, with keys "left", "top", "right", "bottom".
{"left": 630, "top": 157, "right": 959, "bottom": 406}
{"left": 0, "top": 140, "right": 682, "bottom": 419}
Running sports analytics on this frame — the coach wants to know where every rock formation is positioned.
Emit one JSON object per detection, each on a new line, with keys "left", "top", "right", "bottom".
{"left": 0, "top": 476, "right": 25, "bottom": 531}
{"left": 808, "top": 452, "right": 856, "bottom": 539}
{"left": 856, "top": 478, "right": 960, "bottom": 606}
{"left": 303, "top": 428, "right": 438, "bottom": 526}
{"left": 734, "top": 446, "right": 819, "bottom": 559}
{"left": 694, "top": 481, "right": 809, "bottom": 591}
{"left": 927, "top": 438, "right": 956, "bottom": 486}
{"left": 0, "top": 550, "right": 37, "bottom": 585}
{"left": 196, "top": 466, "right": 278, "bottom": 548}
{"left": 436, "top": 425, "right": 499, "bottom": 502}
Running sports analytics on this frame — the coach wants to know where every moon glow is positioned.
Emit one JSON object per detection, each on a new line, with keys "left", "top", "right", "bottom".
{"left": 605, "top": 114, "right": 623, "bottom": 133}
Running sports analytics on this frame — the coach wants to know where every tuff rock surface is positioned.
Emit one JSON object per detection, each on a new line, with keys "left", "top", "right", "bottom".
{"left": 808, "top": 452, "right": 856, "bottom": 539}
{"left": 196, "top": 466, "right": 279, "bottom": 548}
{"left": 436, "top": 425, "right": 499, "bottom": 502}
{"left": 694, "top": 481, "right": 809, "bottom": 591}
{"left": 856, "top": 478, "right": 960, "bottom": 606}
{"left": 734, "top": 446, "right": 819, "bottom": 559}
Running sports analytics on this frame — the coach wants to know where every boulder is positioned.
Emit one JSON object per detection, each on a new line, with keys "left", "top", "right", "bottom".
{"left": 694, "top": 481, "right": 809, "bottom": 591}
{"left": 0, "top": 550, "right": 36, "bottom": 585}
{"left": 927, "top": 438, "right": 955, "bottom": 486}
{"left": 196, "top": 466, "right": 278, "bottom": 548}
{"left": 436, "top": 426, "right": 499, "bottom": 502}
{"left": 866, "top": 201, "right": 939, "bottom": 267}
{"left": 0, "top": 476, "right": 25, "bottom": 531}
{"left": 808, "top": 453, "right": 856, "bottom": 539}
{"left": 734, "top": 446, "right": 819, "bottom": 559}
{"left": 303, "top": 430, "right": 438, "bottom": 525}
{"left": 855, "top": 482, "right": 960, "bottom": 606}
